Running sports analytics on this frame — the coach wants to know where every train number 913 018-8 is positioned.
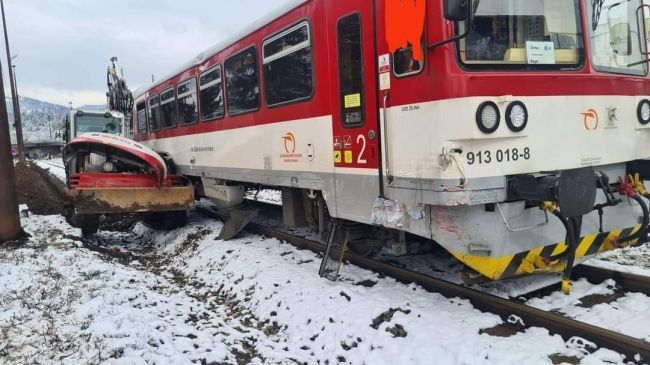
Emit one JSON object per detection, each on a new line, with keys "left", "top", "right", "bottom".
{"left": 466, "top": 148, "right": 531, "bottom": 166}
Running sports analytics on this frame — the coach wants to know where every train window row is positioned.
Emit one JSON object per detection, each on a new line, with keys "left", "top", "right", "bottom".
{"left": 139, "top": 20, "right": 314, "bottom": 134}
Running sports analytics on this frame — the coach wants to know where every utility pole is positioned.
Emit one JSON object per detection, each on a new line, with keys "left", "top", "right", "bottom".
{"left": 1, "top": 0, "right": 23, "bottom": 163}
{"left": 11, "top": 64, "right": 15, "bottom": 94}
{"left": 48, "top": 113, "right": 52, "bottom": 140}
{"left": 11, "top": 63, "right": 21, "bottom": 139}
{"left": 0, "top": 53, "right": 21, "bottom": 242}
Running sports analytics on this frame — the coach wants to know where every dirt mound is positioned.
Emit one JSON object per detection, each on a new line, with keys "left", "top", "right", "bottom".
{"left": 14, "top": 162, "right": 65, "bottom": 216}
{"left": 14, "top": 162, "right": 148, "bottom": 232}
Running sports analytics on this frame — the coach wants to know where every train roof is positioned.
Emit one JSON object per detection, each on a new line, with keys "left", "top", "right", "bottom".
{"left": 133, "top": 0, "right": 309, "bottom": 99}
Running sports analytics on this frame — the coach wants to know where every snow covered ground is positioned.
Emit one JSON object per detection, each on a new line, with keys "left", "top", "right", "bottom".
{"left": 245, "top": 189, "right": 282, "bottom": 205}
{"left": 0, "top": 212, "right": 641, "bottom": 364}
{"left": 587, "top": 244, "right": 650, "bottom": 277}
{"left": 12, "top": 160, "right": 650, "bottom": 363}
{"left": 527, "top": 279, "right": 650, "bottom": 343}
{"left": 33, "top": 159, "right": 66, "bottom": 181}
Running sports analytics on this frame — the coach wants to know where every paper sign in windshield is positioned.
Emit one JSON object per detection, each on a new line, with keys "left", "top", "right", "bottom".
{"left": 526, "top": 41, "right": 556, "bottom": 64}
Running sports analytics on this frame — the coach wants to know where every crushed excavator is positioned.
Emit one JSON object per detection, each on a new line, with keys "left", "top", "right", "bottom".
{"left": 62, "top": 58, "right": 195, "bottom": 235}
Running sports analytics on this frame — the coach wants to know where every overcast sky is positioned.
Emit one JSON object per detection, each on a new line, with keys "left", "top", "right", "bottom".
{"left": 2, "top": 0, "right": 294, "bottom": 107}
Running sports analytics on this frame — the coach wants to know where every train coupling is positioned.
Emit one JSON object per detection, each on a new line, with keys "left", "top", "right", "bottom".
{"left": 614, "top": 174, "right": 650, "bottom": 248}
{"left": 507, "top": 167, "right": 650, "bottom": 294}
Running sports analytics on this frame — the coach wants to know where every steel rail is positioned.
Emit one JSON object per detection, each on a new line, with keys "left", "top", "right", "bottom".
{"left": 196, "top": 206, "right": 650, "bottom": 361}
{"left": 573, "top": 265, "right": 650, "bottom": 297}
{"left": 37, "top": 160, "right": 65, "bottom": 169}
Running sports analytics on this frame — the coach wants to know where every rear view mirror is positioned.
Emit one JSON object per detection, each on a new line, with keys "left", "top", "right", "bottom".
{"left": 609, "top": 22, "right": 632, "bottom": 56}
{"left": 444, "top": 0, "right": 469, "bottom": 21}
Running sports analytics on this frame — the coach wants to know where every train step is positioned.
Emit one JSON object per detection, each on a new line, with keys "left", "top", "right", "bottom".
{"left": 319, "top": 222, "right": 350, "bottom": 281}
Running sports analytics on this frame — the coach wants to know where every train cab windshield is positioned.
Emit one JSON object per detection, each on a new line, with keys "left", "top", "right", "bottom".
{"left": 457, "top": 0, "right": 584, "bottom": 70}
{"left": 588, "top": 0, "right": 648, "bottom": 76}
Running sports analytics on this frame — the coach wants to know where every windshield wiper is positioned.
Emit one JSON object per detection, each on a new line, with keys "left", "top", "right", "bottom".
{"left": 592, "top": 0, "right": 606, "bottom": 31}
{"left": 627, "top": 58, "right": 650, "bottom": 67}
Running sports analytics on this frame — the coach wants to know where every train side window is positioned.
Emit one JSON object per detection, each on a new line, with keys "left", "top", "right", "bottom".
{"left": 177, "top": 78, "right": 198, "bottom": 126}
{"left": 393, "top": 35, "right": 425, "bottom": 76}
{"left": 262, "top": 21, "right": 313, "bottom": 107}
{"left": 199, "top": 65, "right": 224, "bottom": 121}
{"left": 148, "top": 95, "right": 161, "bottom": 131}
{"left": 337, "top": 13, "right": 365, "bottom": 128}
{"left": 225, "top": 46, "right": 260, "bottom": 116}
{"left": 160, "top": 87, "right": 177, "bottom": 129}
{"left": 136, "top": 101, "right": 147, "bottom": 135}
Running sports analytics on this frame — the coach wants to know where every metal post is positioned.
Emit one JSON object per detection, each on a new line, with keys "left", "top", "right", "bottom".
{"left": 12, "top": 63, "right": 21, "bottom": 140}
{"left": 0, "top": 55, "right": 21, "bottom": 241}
{"left": 1, "top": 0, "right": 23, "bottom": 163}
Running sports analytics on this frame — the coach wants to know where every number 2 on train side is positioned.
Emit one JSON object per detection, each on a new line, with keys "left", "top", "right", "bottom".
{"left": 357, "top": 134, "right": 367, "bottom": 164}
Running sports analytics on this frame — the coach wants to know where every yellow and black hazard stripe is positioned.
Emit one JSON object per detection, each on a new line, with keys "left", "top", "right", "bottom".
{"left": 452, "top": 225, "right": 642, "bottom": 281}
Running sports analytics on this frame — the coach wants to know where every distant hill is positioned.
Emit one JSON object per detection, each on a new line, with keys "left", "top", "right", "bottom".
{"left": 6, "top": 97, "right": 69, "bottom": 142}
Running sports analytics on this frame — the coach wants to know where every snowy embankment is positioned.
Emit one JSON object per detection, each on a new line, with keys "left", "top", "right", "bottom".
{"left": 527, "top": 278, "right": 650, "bottom": 343}
{"left": 33, "top": 159, "right": 66, "bottom": 181}
{"left": 1, "top": 212, "right": 630, "bottom": 364}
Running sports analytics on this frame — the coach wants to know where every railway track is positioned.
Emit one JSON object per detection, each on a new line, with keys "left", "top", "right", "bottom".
{"left": 197, "top": 206, "right": 650, "bottom": 362}
{"left": 35, "top": 159, "right": 65, "bottom": 170}
{"left": 517, "top": 263, "right": 650, "bottom": 305}
{"left": 573, "top": 265, "right": 650, "bottom": 297}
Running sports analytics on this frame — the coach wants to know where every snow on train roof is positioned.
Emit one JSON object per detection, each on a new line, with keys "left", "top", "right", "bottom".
{"left": 133, "top": 0, "right": 309, "bottom": 99}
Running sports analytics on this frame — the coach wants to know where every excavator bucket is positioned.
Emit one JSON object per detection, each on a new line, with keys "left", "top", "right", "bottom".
{"left": 217, "top": 208, "right": 258, "bottom": 240}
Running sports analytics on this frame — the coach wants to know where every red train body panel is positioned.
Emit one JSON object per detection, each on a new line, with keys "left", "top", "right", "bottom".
{"left": 127, "top": 0, "right": 650, "bottom": 283}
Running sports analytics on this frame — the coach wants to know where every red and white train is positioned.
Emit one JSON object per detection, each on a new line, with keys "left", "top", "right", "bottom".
{"left": 127, "top": 0, "right": 650, "bottom": 288}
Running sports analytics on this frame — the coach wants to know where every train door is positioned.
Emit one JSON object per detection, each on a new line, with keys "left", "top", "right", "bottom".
{"left": 327, "top": 1, "right": 380, "bottom": 221}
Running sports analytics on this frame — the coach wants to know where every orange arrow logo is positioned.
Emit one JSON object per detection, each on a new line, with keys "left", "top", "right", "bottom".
{"left": 282, "top": 132, "right": 296, "bottom": 154}
{"left": 581, "top": 109, "right": 599, "bottom": 131}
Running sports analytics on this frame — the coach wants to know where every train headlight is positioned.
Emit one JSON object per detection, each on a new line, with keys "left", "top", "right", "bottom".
{"left": 505, "top": 101, "right": 528, "bottom": 132}
{"left": 476, "top": 101, "right": 500, "bottom": 134}
{"left": 638, "top": 99, "right": 650, "bottom": 125}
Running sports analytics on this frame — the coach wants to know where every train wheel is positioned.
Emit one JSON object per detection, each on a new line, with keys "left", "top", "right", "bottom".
{"left": 321, "top": 221, "right": 383, "bottom": 258}
{"left": 349, "top": 239, "right": 383, "bottom": 257}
